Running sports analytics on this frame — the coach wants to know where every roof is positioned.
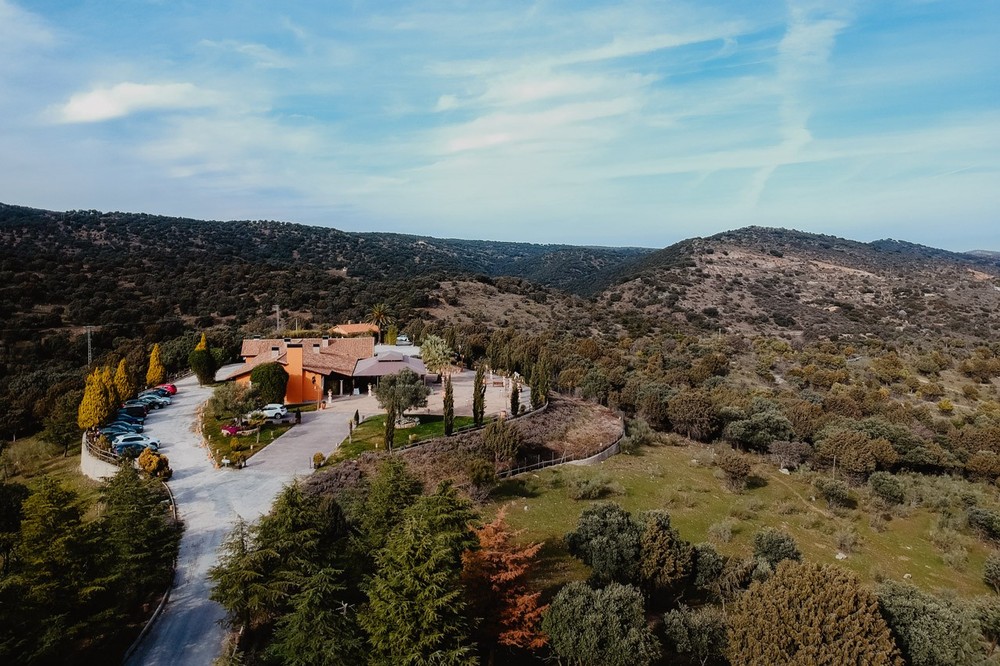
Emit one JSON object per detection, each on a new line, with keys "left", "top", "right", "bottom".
{"left": 227, "top": 337, "right": 374, "bottom": 380}
{"left": 353, "top": 352, "right": 428, "bottom": 378}
{"left": 330, "top": 323, "right": 379, "bottom": 336}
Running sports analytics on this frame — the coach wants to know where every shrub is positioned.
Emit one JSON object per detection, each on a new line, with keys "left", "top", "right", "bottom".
{"left": 467, "top": 457, "right": 497, "bottom": 490}
{"left": 984, "top": 552, "right": 1000, "bottom": 593}
{"left": 968, "top": 507, "right": 1000, "bottom": 541}
{"left": 717, "top": 451, "right": 752, "bottom": 492}
{"left": 769, "top": 440, "right": 812, "bottom": 469}
{"left": 137, "top": 448, "right": 171, "bottom": 478}
{"left": 752, "top": 528, "right": 801, "bottom": 568}
{"left": 938, "top": 399, "right": 954, "bottom": 414}
{"left": 966, "top": 451, "right": 1000, "bottom": 482}
{"left": 814, "top": 477, "right": 852, "bottom": 508}
{"left": 708, "top": 519, "right": 736, "bottom": 543}
{"left": 250, "top": 362, "right": 289, "bottom": 405}
{"left": 312, "top": 452, "right": 325, "bottom": 469}
{"left": 568, "top": 475, "right": 623, "bottom": 500}
{"left": 877, "top": 580, "right": 983, "bottom": 666}
{"left": 869, "top": 471, "right": 905, "bottom": 506}
{"left": 565, "top": 503, "right": 642, "bottom": 586}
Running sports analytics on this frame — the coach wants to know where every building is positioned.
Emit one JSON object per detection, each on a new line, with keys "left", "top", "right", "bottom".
{"left": 226, "top": 336, "right": 374, "bottom": 403}
{"left": 330, "top": 322, "right": 380, "bottom": 337}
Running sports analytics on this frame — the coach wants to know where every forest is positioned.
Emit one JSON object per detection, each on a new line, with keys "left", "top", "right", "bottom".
{"left": 3, "top": 203, "right": 1000, "bottom": 664}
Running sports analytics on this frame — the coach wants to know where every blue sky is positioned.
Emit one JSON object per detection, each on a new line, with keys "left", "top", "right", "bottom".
{"left": 1, "top": 0, "right": 998, "bottom": 250}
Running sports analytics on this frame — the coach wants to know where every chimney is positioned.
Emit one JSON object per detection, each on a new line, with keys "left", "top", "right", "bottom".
{"left": 283, "top": 337, "right": 291, "bottom": 344}
{"left": 253, "top": 334, "right": 261, "bottom": 340}
{"left": 312, "top": 343, "right": 320, "bottom": 354}
{"left": 286, "top": 343, "right": 304, "bottom": 402}
{"left": 322, "top": 334, "right": 330, "bottom": 348}
{"left": 271, "top": 346, "right": 279, "bottom": 359}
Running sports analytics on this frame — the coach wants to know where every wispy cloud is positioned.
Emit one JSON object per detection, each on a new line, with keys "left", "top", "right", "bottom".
{"left": 54, "top": 82, "right": 222, "bottom": 123}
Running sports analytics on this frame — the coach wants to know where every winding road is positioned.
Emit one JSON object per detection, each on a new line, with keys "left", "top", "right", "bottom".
{"left": 126, "top": 373, "right": 360, "bottom": 665}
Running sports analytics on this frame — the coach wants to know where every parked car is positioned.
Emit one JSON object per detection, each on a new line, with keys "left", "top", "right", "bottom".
{"left": 130, "top": 395, "right": 168, "bottom": 409}
{"left": 140, "top": 387, "right": 172, "bottom": 398}
{"left": 260, "top": 403, "right": 288, "bottom": 419}
{"left": 108, "top": 419, "right": 143, "bottom": 433}
{"left": 100, "top": 425, "right": 136, "bottom": 438}
{"left": 396, "top": 334, "right": 412, "bottom": 345}
{"left": 121, "top": 402, "right": 150, "bottom": 416}
{"left": 114, "top": 411, "right": 145, "bottom": 425}
{"left": 112, "top": 433, "right": 160, "bottom": 450}
{"left": 157, "top": 383, "right": 178, "bottom": 395}
{"left": 115, "top": 442, "right": 155, "bottom": 457}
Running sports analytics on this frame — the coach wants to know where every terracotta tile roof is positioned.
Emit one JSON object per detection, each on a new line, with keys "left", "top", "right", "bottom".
{"left": 232, "top": 337, "right": 374, "bottom": 379}
{"left": 330, "top": 323, "right": 379, "bottom": 336}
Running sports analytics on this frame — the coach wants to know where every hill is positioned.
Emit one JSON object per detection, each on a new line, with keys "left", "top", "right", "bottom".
{"left": 598, "top": 226, "right": 1000, "bottom": 342}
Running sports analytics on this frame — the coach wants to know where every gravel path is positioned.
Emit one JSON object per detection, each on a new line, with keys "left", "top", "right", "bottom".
{"left": 127, "top": 367, "right": 517, "bottom": 665}
{"left": 126, "top": 373, "right": 357, "bottom": 666}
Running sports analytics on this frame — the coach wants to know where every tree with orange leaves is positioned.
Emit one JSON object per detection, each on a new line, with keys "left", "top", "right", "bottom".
{"left": 462, "top": 507, "right": 548, "bottom": 660}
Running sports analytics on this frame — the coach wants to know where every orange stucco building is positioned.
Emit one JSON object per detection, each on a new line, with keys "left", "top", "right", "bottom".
{"left": 227, "top": 336, "right": 374, "bottom": 404}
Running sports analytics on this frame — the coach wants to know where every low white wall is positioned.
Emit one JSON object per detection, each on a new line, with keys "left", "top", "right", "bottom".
{"left": 79, "top": 434, "right": 119, "bottom": 481}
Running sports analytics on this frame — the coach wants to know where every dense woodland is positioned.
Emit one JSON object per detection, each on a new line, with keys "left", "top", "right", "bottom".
{"left": 4, "top": 202, "right": 1000, "bottom": 664}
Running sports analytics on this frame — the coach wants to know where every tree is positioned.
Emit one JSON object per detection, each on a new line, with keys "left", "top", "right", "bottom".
{"left": 0, "top": 480, "right": 29, "bottom": 576}
{"left": 373, "top": 368, "right": 429, "bottom": 451}
{"left": 189, "top": 334, "right": 217, "bottom": 385}
{"left": 472, "top": 364, "right": 487, "bottom": 427}
{"left": 113, "top": 358, "right": 134, "bottom": 404}
{"left": 668, "top": 390, "right": 718, "bottom": 442}
{"left": 443, "top": 375, "right": 455, "bottom": 436}
{"left": 565, "top": 502, "right": 643, "bottom": 586}
{"left": 264, "top": 568, "right": 364, "bottom": 666}
{"left": 44, "top": 389, "right": 84, "bottom": 456}
{"left": 728, "top": 561, "right": 901, "bottom": 666}
{"left": 366, "top": 303, "right": 393, "bottom": 344}
{"left": 542, "top": 582, "right": 660, "bottom": 666}
{"left": 877, "top": 580, "right": 982, "bottom": 666}
{"left": 724, "top": 408, "right": 795, "bottom": 452}
{"left": 510, "top": 383, "right": 520, "bottom": 416}
{"left": 146, "top": 343, "right": 166, "bottom": 387}
{"left": 530, "top": 359, "right": 550, "bottom": 410}
{"left": 482, "top": 418, "right": 520, "bottom": 469}
{"left": 78, "top": 368, "right": 113, "bottom": 430}
{"left": 101, "top": 464, "right": 179, "bottom": 610}
{"left": 752, "top": 528, "right": 801, "bottom": 569}
{"left": 100, "top": 364, "right": 117, "bottom": 405}
{"left": 360, "top": 483, "right": 478, "bottom": 665}
{"left": 361, "top": 457, "right": 423, "bottom": 553}
{"left": 717, "top": 451, "right": 752, "bottom": 492}
{"left": 664, "top": 605, "right": 728, "bottom": 666}
{"left": 461, "top": 508, "right": 547, "bottom": 655}
{"left": 250, "top": 362, "right": 289, "bottom": 405}
{"left": 638, "top": 510, "right": 693, "bottom": 596}
{"left": 985, "top": 552, "right": 1000, "bottom": 594}
{"left": 868, "top": 471, "right": 905, "bottom": 506}
{"left": 209, "top": 518, "right": 263, "bottom": 632}
{"left": 420, "top": 334, "right": 453, "bottom": 377}
{"left": 692, "top": 542, "right": 726, "bottom": 599}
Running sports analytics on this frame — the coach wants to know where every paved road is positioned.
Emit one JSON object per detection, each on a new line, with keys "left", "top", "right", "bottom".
{"left": 127, "top": 368, "right": 517, "bottom": 665}
{"left": 127, "top": 374, "right": 356, "bottom": 666}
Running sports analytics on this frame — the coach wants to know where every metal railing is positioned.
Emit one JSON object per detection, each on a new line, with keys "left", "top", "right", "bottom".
{"left": 498, "top": 424, "right": 625, "bottom": 478}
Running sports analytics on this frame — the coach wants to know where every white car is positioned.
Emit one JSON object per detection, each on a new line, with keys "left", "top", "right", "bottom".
{"left": 260, "top": 404, "right": 288, "bottom": 419}
{"left": 396, "top": 334, "right": 412, "bottom": 345}
{"left": 112, "top": 433, "right": 161, "bottom": 450}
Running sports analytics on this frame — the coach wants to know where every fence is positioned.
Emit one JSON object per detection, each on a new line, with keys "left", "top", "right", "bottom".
{"left": 498, "top": 421, "right": 626, "bottom": 478}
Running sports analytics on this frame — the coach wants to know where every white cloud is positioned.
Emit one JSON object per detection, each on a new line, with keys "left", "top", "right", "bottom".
{"left": 55, "top": 82, "right": 221, "bottom": 123}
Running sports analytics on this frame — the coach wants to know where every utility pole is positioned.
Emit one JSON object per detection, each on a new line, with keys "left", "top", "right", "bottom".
{"left": 85, "top": 325, "right": 93, "bottom": 366}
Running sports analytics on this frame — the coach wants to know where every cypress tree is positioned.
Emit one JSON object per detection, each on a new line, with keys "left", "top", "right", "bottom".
{"left": 146, "top": 343, "right": 166, "bottom": 387}
{"left": 473, "top": 365, "right": 486, "bottom": 427}
{"left": 510, "top": 383, "right": 520, "bottom": 416}
{"left": 113, "top": 358, "right": 134, "bottom": 403}
{"left": 189, "top": 333, "right": 217, "bottom": 385}
{"left": 195, "top": 332, "right": 208, "bottom": 351}
{"left": 443, "top": 375, "right": 455, "bottom": 436}
{"left": 100, "top": 365, "right": 118, "bottom": 405}
{"left": 78, "top": 368, "right": 112, "bottom": 430}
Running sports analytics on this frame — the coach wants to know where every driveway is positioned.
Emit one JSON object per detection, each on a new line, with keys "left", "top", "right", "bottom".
{"left": 126, "top": 373, "right": 356, "bottom": 666}
{"left": 127, "top": 367, "right": 519, "bottom": 665}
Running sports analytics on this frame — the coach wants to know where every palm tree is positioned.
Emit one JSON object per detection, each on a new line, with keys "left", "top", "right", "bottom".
{"left": 366, "top": 303, "right": 394, "bottom": 344}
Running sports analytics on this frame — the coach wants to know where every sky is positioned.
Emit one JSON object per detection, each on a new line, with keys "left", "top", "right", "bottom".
{"left": 1, "top": 0, "right": 998, "bottom": 250}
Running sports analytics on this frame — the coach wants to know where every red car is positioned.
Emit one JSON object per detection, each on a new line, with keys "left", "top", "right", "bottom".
{"left": 157, "top": 383, "right": 178, "bottom": 395}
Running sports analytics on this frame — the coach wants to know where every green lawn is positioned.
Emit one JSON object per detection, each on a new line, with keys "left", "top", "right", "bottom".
{"left": 201, "top": 411, "right": 295, "bottom": 466}
{"left": 327, "top": 414, "right": 476, "bottom": 464}
{"left": 2, "top": 435, "right": 102, "bottom": 517}
{"left": 487, "top": 443, "right": 996, "bottom": 598}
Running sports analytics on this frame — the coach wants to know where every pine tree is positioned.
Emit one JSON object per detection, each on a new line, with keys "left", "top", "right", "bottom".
{"left": 360, "top": 482, "right": 478, "bottom": 666}
{"left": 78, "top": 368, "right": 112, "bottom": 430}
{"left": 473, "top": 365, "right": 486, "bottom": 427}
{"left": 361, "top": 457, "right": 423, "bottom": 553}
{"left": 728, "top": 561, "right": 902, "bottom": 665}
{"left": 146, "top": 343, "right": 166, "bottom": 387}
{"left": 443, "top": 375, "right": 455, "bottom": 436}
{"left": 462, "top": 507, "right": 547, "bottom": 653}
{"left": 113, "top": 358, "right": 134, "bottom": 404}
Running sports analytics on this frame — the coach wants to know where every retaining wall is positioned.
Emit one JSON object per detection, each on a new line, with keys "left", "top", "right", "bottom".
{"left": 80, "top": 434, "right": 120, "bottom": 481}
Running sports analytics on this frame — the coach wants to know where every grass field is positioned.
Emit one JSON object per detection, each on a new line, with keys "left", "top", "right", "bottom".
{"left": 327, "top": 413, "right": 476, "bottom": 464}
{"left": 201, "top": 410, "right": 295, "bottom": 466}
{"left": 2, "top": 435, "right": 102, "bottom": 516}
{"left": 488, "top": 442, "right": 997, "bottom": 598}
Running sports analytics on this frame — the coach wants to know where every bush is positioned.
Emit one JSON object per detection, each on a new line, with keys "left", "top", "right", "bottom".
{"left": 188, "top": 348, "right": 217, "bottom": 385}
{"left": 984, "top": 552, "right": 1000, "bottom": 593}
{"left": 869, "top": 471, "right": 905, "bottom": 506}
{"left": 467, "top": 457, "right": 497, "bottom": 490}
{"left": 969, "top": 507, "right": 1000, "bottom": 541}
{"left": 877, "top": 580, "right": 983, "bottom": 666}
{"left": 250, "top": 362, "right": 289, "bottom": 405}
{"left": 752, "top": 528, "right": 801, "bottom": 568}
{"left": 568, "top": 475, "right": 623, "bottom": 500}
{"left": 769, "top": 440, "right": 812, "bottom": 469}
{"left": 717, "top": 451, "right": 752, "bottom": 492}
{"left": 814, "top": 477, "right": 851, "bottom": 508}
{"left": 312, "top": 452, "right": 325, "bottom": 469}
